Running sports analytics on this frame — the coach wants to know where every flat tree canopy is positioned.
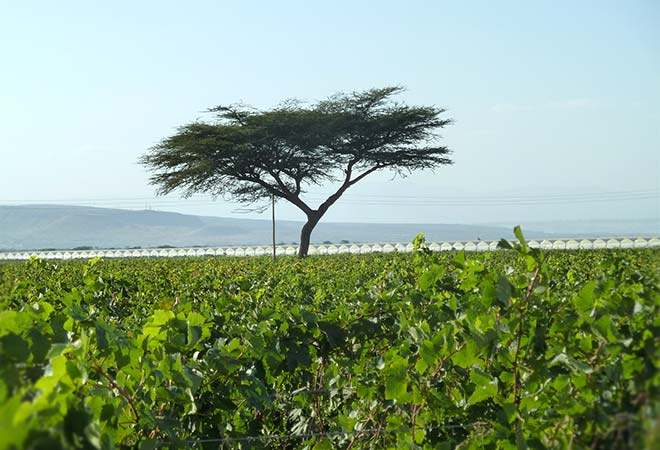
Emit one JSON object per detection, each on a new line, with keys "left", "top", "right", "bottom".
{"left": 141, "top": 87, "right": 453, "bottom": 257}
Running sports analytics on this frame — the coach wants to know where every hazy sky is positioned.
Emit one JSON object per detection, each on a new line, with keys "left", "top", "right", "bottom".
{"left": 1, "top": 0, "right": 658, "bottom": 225}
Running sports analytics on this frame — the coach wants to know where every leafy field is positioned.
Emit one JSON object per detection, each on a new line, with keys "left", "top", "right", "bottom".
{"left": 0, "top": 232, "right": 658, "bottom": 449}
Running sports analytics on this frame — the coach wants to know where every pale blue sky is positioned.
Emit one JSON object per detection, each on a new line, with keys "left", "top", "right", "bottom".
{"left": 1, "top": 0, "right": 658, "bottom": 224}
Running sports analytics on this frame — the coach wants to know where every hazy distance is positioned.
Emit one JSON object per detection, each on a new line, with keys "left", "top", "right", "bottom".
{"left": 1, "top": 205, "right": 657, "bottom": 251}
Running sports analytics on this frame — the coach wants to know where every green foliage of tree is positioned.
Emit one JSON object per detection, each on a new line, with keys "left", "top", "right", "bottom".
{"left": 140, "top": 87, "right": 452, "bottom": 257}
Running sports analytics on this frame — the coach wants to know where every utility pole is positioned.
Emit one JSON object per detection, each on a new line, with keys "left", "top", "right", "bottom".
{"left": 271, "top": 195, "right": 276, "bottom": 262}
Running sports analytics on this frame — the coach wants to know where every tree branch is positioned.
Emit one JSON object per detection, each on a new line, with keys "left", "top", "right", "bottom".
{"left": 348, "top": 164, "right": 386, "bottom": 186}
{"left": 312, "top": 159, "right": 388, "bottom": 218}
{"left": 278, "top": 167, "right": 303, "bottom": 195}
{"left": 287, "top": 195, "right": 313, "bottom": 216}
{"left": 264, "top": 168, "right": 292, "bottom": 196}
{"left": 513, "top": 266, "right": 541, "bottom": 408}
{"left": 93, "top": 364, "right": 140, "bottom": 425}
{"left": 240, "top": 174, "right": 286, "bottom": 198}
{"left": 209, "top": 104, "right": 249, "bottom": 126}
{"left": 256, "top": 170, "right": 314, "bottom": 215}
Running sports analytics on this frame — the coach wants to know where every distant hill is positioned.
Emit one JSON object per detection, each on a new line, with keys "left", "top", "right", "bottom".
{"left": 0, "top": 204, "right": 539, "bottom": 251}
{"left": 1, "top": 205, "right": 655, "bottom": 251}
{"left": 508, "top": 218, "right": 660, "bottom": 237}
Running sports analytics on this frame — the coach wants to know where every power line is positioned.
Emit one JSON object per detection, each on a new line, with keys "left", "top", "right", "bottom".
{"left": 2, "top": 195, "right": 657, "bottom": 209}
{"left": 310, "top": 189, "right": 660, "bottom": 200}
{"left": 1, "top": 190, "right": 657, "bottom": 210}
{"left": 1, "top": 189, "right": 657, "bottom": 203}
{"left": 303, "top": 194, "right": 659, "bottom": 207}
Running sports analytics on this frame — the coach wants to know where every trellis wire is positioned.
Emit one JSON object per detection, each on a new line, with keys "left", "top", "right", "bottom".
{"left": 171, "top": 422, "right": 486, "bottom": 446}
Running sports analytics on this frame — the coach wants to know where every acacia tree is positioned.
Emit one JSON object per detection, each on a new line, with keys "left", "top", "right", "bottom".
{"left": 140, "top": 87, "right": 453, "bottom": 257}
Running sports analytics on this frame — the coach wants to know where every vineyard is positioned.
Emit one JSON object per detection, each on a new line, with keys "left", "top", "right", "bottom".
{"left": 0, "top": 230, "right": 658, "bottom": 449}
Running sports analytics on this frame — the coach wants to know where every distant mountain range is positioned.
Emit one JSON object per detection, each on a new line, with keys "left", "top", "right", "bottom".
{"left": 0, "top": 205, "right": 657, "bottom": 251}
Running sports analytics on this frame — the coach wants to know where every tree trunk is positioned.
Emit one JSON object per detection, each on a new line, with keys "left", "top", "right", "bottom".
{"left": 298, "top": 213, "right": 322, "bottom": 258}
